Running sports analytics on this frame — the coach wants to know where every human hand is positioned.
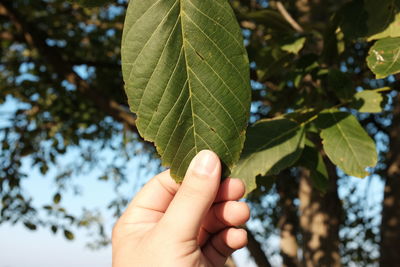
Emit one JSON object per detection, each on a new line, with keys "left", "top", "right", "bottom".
{"left": 112, "top": 150, "right": 250, "bottom": 267}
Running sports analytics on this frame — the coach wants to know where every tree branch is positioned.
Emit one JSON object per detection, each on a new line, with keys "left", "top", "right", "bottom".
{"left": 246, "top": 228, "right": 273, "bottom": 267}
{"left": 0, "top": 0, "right": 138, "bottom": 133}
{"left": 275, "top": 1, "right": 304, "bottom": 33}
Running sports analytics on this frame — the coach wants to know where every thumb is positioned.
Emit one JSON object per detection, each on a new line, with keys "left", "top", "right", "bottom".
{"left": 159, "top": 150, "right": 221, "bottom": 241}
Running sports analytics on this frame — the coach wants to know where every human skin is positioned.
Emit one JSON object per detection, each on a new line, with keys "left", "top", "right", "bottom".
{"left": 112, "top": 150, "right": 250, "bottom": 267}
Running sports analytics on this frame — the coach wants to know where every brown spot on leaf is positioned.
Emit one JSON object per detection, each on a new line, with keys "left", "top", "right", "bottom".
{"left": 195, "top": 50, "right": 204, "bottom": 60}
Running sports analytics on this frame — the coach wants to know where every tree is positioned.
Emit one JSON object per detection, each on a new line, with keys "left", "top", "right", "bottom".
{"left": 380, "top": 91, "right": 400, "bottom": 266}
{"left": 1, "top": 0, "right": 400, "bottom": 266}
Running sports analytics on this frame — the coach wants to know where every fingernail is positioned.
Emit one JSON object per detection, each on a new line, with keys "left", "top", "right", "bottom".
{"left": 192, "top": 150, "right": 218, "bottom": 176}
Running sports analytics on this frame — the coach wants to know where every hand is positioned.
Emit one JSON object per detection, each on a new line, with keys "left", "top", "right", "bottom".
{"left": 112, "top": 150, "right": 250, "bottom": 267}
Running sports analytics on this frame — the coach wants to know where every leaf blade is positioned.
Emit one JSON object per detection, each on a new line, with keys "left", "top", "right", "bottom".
{"left": 122, "top": 0, "right": 251, "bottom": 180}
{"left": 316, "top": 110, "right": 377, "bottom": 177}
{"left": 351, "top": 90, "right": 385, "bottom": 113}
{"left": 232, "top": 119, "right": 305, "bottom": 194}
{"left": 367, "top": 37, "right": 400, "bottom": 79}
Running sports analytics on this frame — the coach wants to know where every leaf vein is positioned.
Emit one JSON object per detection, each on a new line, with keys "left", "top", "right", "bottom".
{"left": 185, "top": 40, "right": 247, "bottom": 112}
{"left": 144, "top": 46, "right": 185, "bottom": 135}
{"left": 182, "top": 12, "right": 247, "bottom": 85}
{"left": 125, "top": 1, "right": 179, "bottom": 90}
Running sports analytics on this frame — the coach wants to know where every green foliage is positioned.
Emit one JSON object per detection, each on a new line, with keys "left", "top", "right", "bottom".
{"left": 118, "top": 0, "right": 395, "bottom": 191}
{"left": 0, "top": 0, "right": 134, "bottom": 243}
{"left": 23, "top": 222, "right": 37, "bottom": 231}
{"left": 232, "top": 118, "right": 305, "bottom": 193}
{"left": 327, "top": 69, "right": 356, "bottom": 100}
{"left": 51, "top": 225, "right": 58, "bottom": 234}
{"left": 367, "top": 37, "right": 400, "bottom": 78}
{"left": 63, "top": 229, "right": 75, "bottom": 240}
{"left": 352, "top": 90, "right": 386, "bottom": 113}
{"left": 337, "top": 0, "right": 400, "bottom": 39}
{"left": 121, "top": 0, "right": 251, "bottom": 181}
{"left": 316, "top": 110, "right": 377, "bottom": 177}
{"left": 281, "top": 37, "right": 306, "bottom": 54}
{"left": 368, "top": 13, "right": 400, "bottom": 40}
{"left": 53, "top": 193, "right": 61, "bottom": 204}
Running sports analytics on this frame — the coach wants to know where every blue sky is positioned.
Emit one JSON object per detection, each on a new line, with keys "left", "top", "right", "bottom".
{"left": 0, "top": 98, "right": 131, "bottom": 267}
{"left": 0, "top": 224, "right": 111, "bottom": 267}
{"left": 0, "top": 151, "right": 255, "bottom": 267}
{"left": 0, "top": 161, "right": 114, "bottom": 267}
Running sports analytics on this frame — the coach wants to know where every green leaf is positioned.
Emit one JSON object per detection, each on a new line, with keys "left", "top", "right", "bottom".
{"left": 51, "top": 225, "right": 58, "bottom": 234}
{"left": 336, "top": 0, "right": 367, "bottom": 39}
{"left": 23, "top": 222, "right": 37, "bottom": 231}
{"left": 64, "top": 230, "right": 75, "bottom": 240}
{"left": 337, "top": 0, "right": 399, "bottom": 39}
{"left": 281, "top": 37, "right": 306, "bottom": 54}
{"left": 232, "top": 118, "right": 305, "bottom": 194}
{"left": 328, "top": 69, "right": 355, "bottom": 100}
{"left": 364, "top": 0, "right": 400, "bottom": 37}
{"left": 316, "top": 110, "right": 377, "bottom": 177}
{"left": 368, "top": 13, "right": 400, "bottom": 41}
{"left": 351, "top": 90, "right": 385, "bottom": 113}
{"left": 122, "top": 0, "right": 251, "bottom": 181}
{"left": 367, "top": 37, "right": 400, "bottom": 79}
{"left": 53, "top": 193, "right": 61, "bottom": 204}
{"left": 253, "top": 47, "right": 293, "bottom": 82}
{"left": 298, "top": 143, "right": 329, "bottom": 193}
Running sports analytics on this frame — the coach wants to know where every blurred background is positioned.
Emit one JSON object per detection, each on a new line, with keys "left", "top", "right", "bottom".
{"left": 0, "top": 0, "right": 399, "bottom": 266}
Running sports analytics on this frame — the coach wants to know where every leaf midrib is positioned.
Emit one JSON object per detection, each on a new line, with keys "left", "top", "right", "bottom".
{"left": 146, "top": 0, "right": 239, "bottom": 169}
{"left": 383, "top": 45, "right": 400, "bottom": 74}
{"left": 180, "top": 0, "right": 199, "bottom": 157}
{"left": 329, "top": 111, "right": 365, "bottom": 172}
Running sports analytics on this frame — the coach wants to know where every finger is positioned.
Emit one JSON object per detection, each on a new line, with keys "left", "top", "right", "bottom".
{"left": 202, "top": 228, "right": 248, "bottom": 267}
{"left": 160, "top": 150, "right": 221, "bottom": 241}
{"left": 198, "top": 201, "right": 250, "bottom": 246}
{"left": 119, "top": 170, "right": 180, "bottom": 224}
{"left": 214, "top": 178, "right": 246, "bottom": 203}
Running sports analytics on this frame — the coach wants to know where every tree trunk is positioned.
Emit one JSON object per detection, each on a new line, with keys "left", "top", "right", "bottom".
{"left": 246, "top": 228, "right": 273, "bottom": 267}
{"left": 299, "top": 164, "right": 341, "bottom": 267}
{"left": 277, "top": 173, "right": 300, "bottom": 267}
{"left": 380, "top": 93, "right": 400, "bottom": 266}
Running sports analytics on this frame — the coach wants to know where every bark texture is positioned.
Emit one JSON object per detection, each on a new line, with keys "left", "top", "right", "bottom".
{"left": 299, "top": 164, "right": 341, "bottom": 267}
{"left": 380, "top": 93, "right": 400, "bottom": 266}
{"left": 277, "top": 173, "right": 300, "bottom": 267}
